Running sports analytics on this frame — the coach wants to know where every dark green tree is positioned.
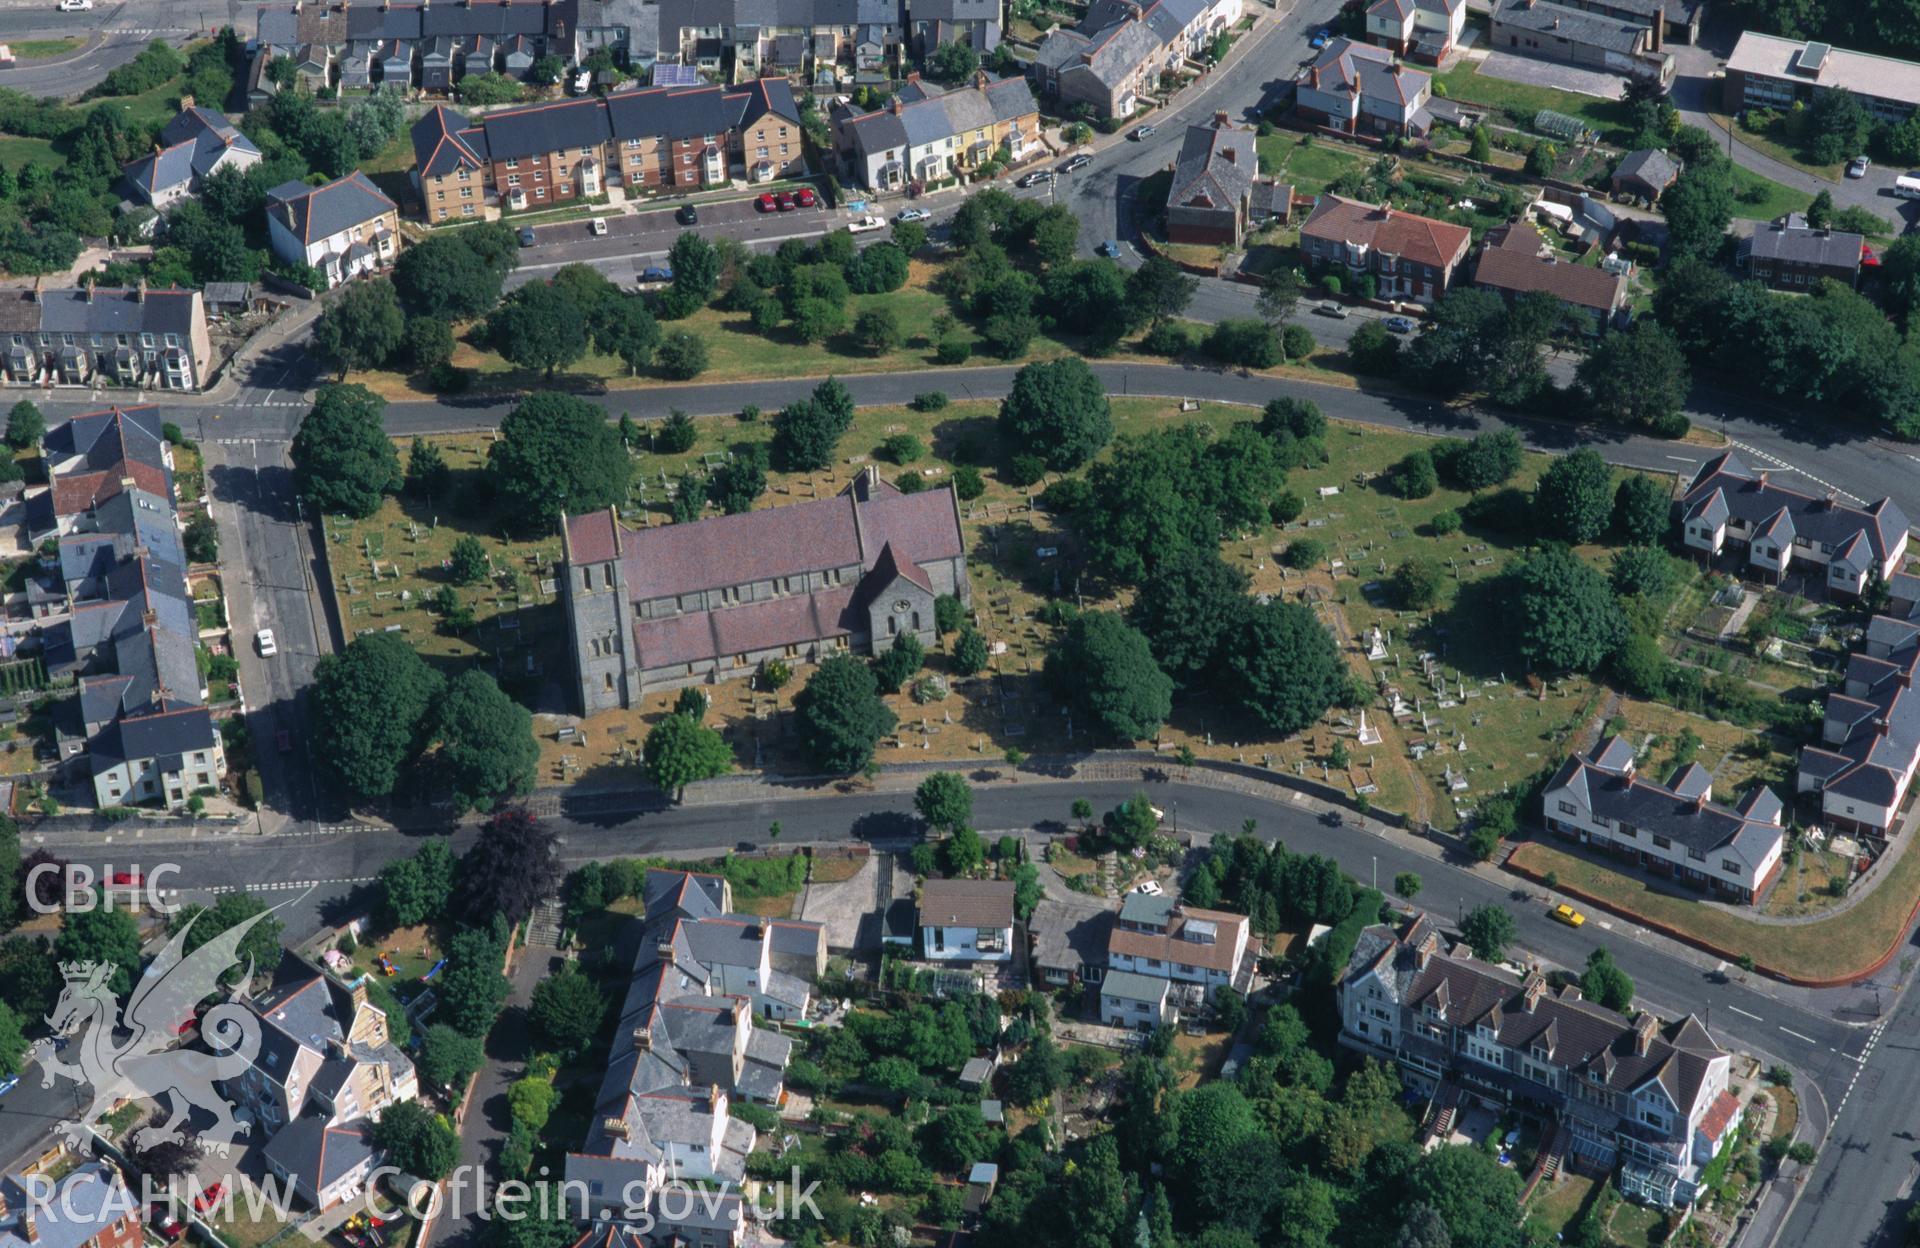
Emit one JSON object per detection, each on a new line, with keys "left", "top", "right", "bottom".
{"left": 997, "top": 357, "right": 1113, "bottom": 472}
{"left": 1507, "top": 548, "right": 1627, "bottom": 675}
{"left": 1044, "top": 611, "right": 1173, "bottom": 742}
{"left": 951, "top": 627, "right": 990, "bottom": 676}
{"left": 313, "top": 278, "right": 406, "bottom": 373}
{"left": 1534, "top": 447, "right": 1615, "bottom": 544}
{"left": 772, "top": 398, "right": 845, "bottom": 472}
{"left": 380, "top": 839, "right": 456, "bottom": 929}
{"left": 592, "top": 293, "right": 661, "bottom": 375}
{"left": 1459, "top": 905, "right": 1517, "bottom": 962}
{"left": 310, "top": 633, "right": 443, "bottom": 799}
{"left": 669, "top": 232, "right": 722, "bottom": 305}
{"left": 1612, "top": 473, "right": 1672, "bottom": 546}
{"left": 1580, "top": 947, "right": 1635, "bottom": 1011}
{"left": 3, "top": 401, "right": 43, "bottom": 450}
{"left": 418, "top": 1023, "right": 486, "bottom": 1091}
{"left": 392, "top": 232, "right": 509, "bottom": 319}
{"left": 1408, "top": 1145, "right": 1524, "bottom": 1248}
{"left": 870, "top": 631, "right": 925, "bottom": 694}
{"left": 434, "top": 670, "right": 538, "bottom": 812}
{"left": 371, "top": 1100, "right": 461, "bottom": 1179}
{"left": 1392, "top": 555, "right": 1446, "bottom": 610}
{"left": 488, "top": 281, "right": 589, "bottom": 379}
{"left": 914, "top": 771, "right": 973, "bottom": 834}
{"left": 170, "top": 892, "right": 284, "bottom": 985}
{"left": 292, "top": 384, "right": 401, "bottom": 518}
{"left": 488, "top": 392, "right": 631, "bottom": 530}
{"left": 1127, "top": 548, "right": 1249, "bottom": 688}
{"left": 55, "top": 904, "right": 141, "bottom": 995}
{"left": 642, "top": 712, "right": 732, "bottom": 801}
{"left": 793, "top": 654, "right": 898, "bottom": 774}
{"left": 1225, "top": 601, "right": 1346, "bottom": 735}
{"left": 1576, "top": 320, "right": 1692, "bottom": 434}
{"left": 1388, "top": 449, "right": 1438, "bottom": 499}
{"left": 1127, "top": 254, "right": 1198, "bottom": 328}
{"left": 530, "top": 965, "right": 605, "bottom": 1052}
{"left": 1661, "top": 161, "right": 1736, "bottom": 261}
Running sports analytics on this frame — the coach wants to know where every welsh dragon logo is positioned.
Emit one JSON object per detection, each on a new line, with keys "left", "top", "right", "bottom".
{"left": 29, "top": 906, "right": 279, "bottom": 1156}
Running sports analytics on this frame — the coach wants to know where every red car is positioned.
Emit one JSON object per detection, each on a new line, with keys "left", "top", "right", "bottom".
{"left": 775, "top": 191, "right": 796, "bottom": 211}
{"left": 755, "top": 192, "right": 777, "bottom": 212}
{"left": 193, "top": 1185, "right": 225, "bottom": 1214}
{"left": 796, "top": 187, "right": 817, "bottom": 207}
{"left": 109, "top": 871, "right": 142, "bottom": 887}
{"left": 150, "top": 1207, "right": 184, "bottom": 1242}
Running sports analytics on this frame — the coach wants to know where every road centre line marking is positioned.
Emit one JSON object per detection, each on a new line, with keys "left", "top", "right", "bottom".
{"left": 1779, "top": 1026, "right": 1818, "bottom": 1044}
{"left": 1727, "top": 1006, "right": 1763, "bottom": 1021}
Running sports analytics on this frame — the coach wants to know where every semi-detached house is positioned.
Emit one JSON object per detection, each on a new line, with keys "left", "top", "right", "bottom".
{"left": 918, "top": 878, "right": 1016, "bottom": 963}
{"left": 1542, "top": 735, "right": 1787, "bottom": 903}
{"left": 1364, "top": 0, "right": 1465, "bottom": 63}
{"left": 832, "top": 71, "right": 1039, "bottom": 190}
{"left": 1105, "top": 891, "right": 1250, "bottom": 1001}
{"left": 1341, "top": 913, "right": 1742, "bottom": 1207}
{"left": 265, "top": 171, "right": 401, "bottom": 288}
{"left": 1799, "top": 576, "right": 1920, "bottom": 838}
{"left": 1294, "top": 37, "right": 1433, "bottom": 137}
{"left": 1298, "top": 193, "right": 1472, "bottom": 304}
{"left": 1677, "top": 452, "right": 1910, "bottom": 597}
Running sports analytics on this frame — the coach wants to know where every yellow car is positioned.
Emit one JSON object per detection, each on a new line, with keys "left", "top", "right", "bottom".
{"left": 1551, "top": 903, "right": 1586, "bottom": 928}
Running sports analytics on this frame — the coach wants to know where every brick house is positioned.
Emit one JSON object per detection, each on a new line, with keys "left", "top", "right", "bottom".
{"left": 1298, "top": 193, "right": 1472, "bottom": 303}
{"left": 1740, "top": 212, "right": 1865, "bottom": 291}
{"left": 1165, "top": 112, "right": 1257, "bottom": 246}
{"left": 1473, "top": 223, "right": 1629, "bottom": 331}
{"left": 1294, "top": 38, "right": 1433, "bottom": 137}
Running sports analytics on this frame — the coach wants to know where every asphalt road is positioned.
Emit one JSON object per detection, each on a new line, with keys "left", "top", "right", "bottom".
{"left": 0, "top": 0, "right": 218, "bottom": 98}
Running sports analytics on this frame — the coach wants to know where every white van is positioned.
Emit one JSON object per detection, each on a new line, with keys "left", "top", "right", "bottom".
{"left": 1896, "top": 173, "right": 1920, "bottom": 199}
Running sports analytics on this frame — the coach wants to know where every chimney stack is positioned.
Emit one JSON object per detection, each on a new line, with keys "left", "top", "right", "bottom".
{"left": 632, "top": 1027, "right": 651, "bottom": 1053}
{"left": 1632, "top": 1012, "right": 1657, "bottom": 1055}
{"left": 655, "top": 940, "right": 674, "bottom": 963}
{"left": 1694, "top": 788, "right": 1708, "bottom": 811}
{"left": 84, "top": 284, "right": 94, "bottom": 304}
{"left": 22, "top": 1214, "right": 35, "bottom": 1244}
{"left": 136, "top": 279, "right": 147, "bottom": 304}
{"left": 1522, "top": 971, "right": 1545, "bottom": 1012}
{"left": 1214, "top": 110, "right": 1230, "bottom": 127}
{"left": 602, "top": 1117, "right": 630, "bottom": 1142}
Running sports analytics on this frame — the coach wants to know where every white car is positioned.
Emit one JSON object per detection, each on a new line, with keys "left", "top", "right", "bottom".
{"left": 589, "top": 217, "right": 608, "bottom": 236}
{"left": 255, "top": 628, "right": 277, "bottom": 657}
{"left": 57, "top": 0, "right": 93, "bottom": 10}
{"left": 894, "top": 207, "right": 931, "bottom": 223}
{"left": 1131, "top": 880, "right": 1164, "bottom": 897}
{"left": 848, "top": 214, "right": 885, "bottom": 233}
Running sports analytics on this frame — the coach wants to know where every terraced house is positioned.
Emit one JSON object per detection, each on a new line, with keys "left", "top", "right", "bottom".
{"left": 0, "top": 282, "right": 212, "bottom": 392}
{"left": 1798, "top": 574, "right": 1920, "bottom": 838}
{"left": 29, "top": 407, "right": 223, "bottom": 809}
{"left": 1341, "top": 913, "right": 1743, "bottom": 1208}
{"left": 560, "top": 468, "right": 968, "bottom": 710}
{"left": 1542, "top": 736, "right": 1787, "bottom": 903}
{"left": 1029, "top": 0, "right": 1243, "bottom": 120}
{"left": 646, "top": 0, "right": 1001, "bottom": 82}
{"left": 411, "top": 79, "right": 803, "bottom": 216}
{"left": 1677, "top": 452, "right": 1911, "bottom": 597}
{"left": 832, "top": 71, "right": 1039, "bottom": 190}
{"left": 251, "top": 0, "right": 595, "bottom": 95}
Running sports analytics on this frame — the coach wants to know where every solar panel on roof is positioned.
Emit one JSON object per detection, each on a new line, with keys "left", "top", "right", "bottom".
{"left": 652, "top": 62, "right": 700, "bottom": 86}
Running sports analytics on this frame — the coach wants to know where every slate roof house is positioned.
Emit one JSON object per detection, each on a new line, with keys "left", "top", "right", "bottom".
{"left": 0, "top": 1165, "right": 140, "bottom": 1248}
{"left": 1543, "top": 736, "right": 1787, "bottom": 903}
{"left": 1165, "top": 112, "right": 1257, "bottom": 246}
{"left": 266, "top": 171, "right": 401, "bottom": 288}
{"left": 1473, "top": 223, "right": 1629, "bottom": 331}
{"left": 1028, "top": 895, "right": 1111, "bottom": 987}
{"left": 409, "top": 104, "right": 494, "bottom": 223}
{"left": 919, "top": 878, "right": 1016, "bottom": 963}
{"left": 1739, "top": 211, "right": 1865, "bottom": 291}
{"left": 1488, "top": 0, "right": 1674, "bottom": 88}
{"left": 252, "top": 0, "right": 583, "bottom": 96}
{"left": 0, "top": 282, "right": 212, "bottom": 392}
{"left": 1298, "top": 193, "right": 1472, "bottom": 304}
{"left": 1799, "top": 607, "right": 1920, "bottom": 838}
{"left": 1029, "top": 0, "right": 1243, "bottom": 120}
{"left": 1677, "top": 452, "right": 1910, "bottom": 596}
{"left": 33, "top": 407, "right": 224, "bottom": 810}
{"left": 122, "top": 104, "right": 262, "bottom": 211}
{"left": 1106, "top": 890, "right": 1251, "bottom": 1001}
{"left": 1364, "top": 0, "right": 1466, "bottom": 63}
{"left": 1610, "top": 148, "right": 1678, "bottom": 200}
{"left": 832, "top": 71, "right": 1039, "bottom": 190}
{"left": 1101, "top": 968, "right": 1177, "bottom": 1029}
{"left": 566, "top": 869, "right": 821, "bottom": 1247}
{"left": 1340, "top": 912, "right": 1741, "bottom": 1207}
{"left": 560, "top": 467, "right": 969, "bottom": 710}
{"left": 1294, "top": 37, "right": 1433, "bottom": 138}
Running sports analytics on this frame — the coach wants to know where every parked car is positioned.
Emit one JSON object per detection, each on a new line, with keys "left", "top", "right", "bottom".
{"left": 0, "top": 1075, "right": 19, "bottom": 1097}
{"left": 1059, "top": 153, "right": 1092, "bottom": 173}
{"left": 1383, "top": 315, "right": 1416, "bottom": 333}
{"left": 676, "top": 203, "right": 698, "bottom": 225}
{"left": 109, "top": 871, "right": 143, "bottom": 887}
{"left": 150, "top": 1209, "right": 184, "bottom": 1243}
{"left": 1309, "top": 27, "right": 1331, "bottom": 47}
{"left": 192, "top": 1185, "right": 225, "bottom": 1214}
{"left": 1098, "top": 239, "right": 1122, "bottom": 257}
{"left": 756, "top": 192, "right": 778, "bottom": 212}
{"left": 516, "top": 226, "right": 536, "bottom": 247}
{"left": 1314, "top": 301, "right": 1349, "bottom": 318}
{"left": 796, "top": 186, "right": 818, "bottom": 207}
{"left": 894, "top": 207, "right": 931, "bottom": 222}
{"left": 1017, "top": 169, "right": 1055, "bottom": 188}
{"left": 1551, "top": 903, "right": 1587, "bottom": 928}
{"left": 848, "top": 214, "right": 885, "bottom": 233}
{"left": 569, "top": 69, "right": 591, "bottom": 95}
{"left": 1848, "top": 155, "right": 1872, "bottom": 178}
{"left": 1131, "top": 880, "right": 1163, "bottom": 896}
{"left": 255, "top": 628, "right": 277, "bottom": 657}
{"left": 1129, "top": 124, "right": 1156, "bottom": 140}
{"left": 637, "top": 265, "right": 674, "bottom": 284}
{"left": 58, "top": 0, "right": 94, "bottom": 10}
{"left": 776, "top": 191, "right": 797, "bottom": 211}
{"left": 588, "top": 217, "right": 607, "bottom": 236}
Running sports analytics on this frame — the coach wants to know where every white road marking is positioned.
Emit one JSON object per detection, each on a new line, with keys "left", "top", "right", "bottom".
{"left": 1727, "top": 1005, "right": 1763, "bottom": 1021}
{"left": 1779, "top": 1026, "right": 1818, "bottom": 1044}
{"left": 1665, "top": 455, "right": 1696, "bottom": 463}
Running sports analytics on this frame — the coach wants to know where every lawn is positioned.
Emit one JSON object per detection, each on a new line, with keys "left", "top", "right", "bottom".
{"left": 1258, "top": 136, "right": 1372, "bottom": 196}
{"left": 1524, "top": 1173, "right": 1599, "bottom": 1242}
{"left": 9, "top": 39, "right": 83, "bottom": 60}
{"left": 1605, "top": 1197, "right": 1670, "bottom": 1248}
{"left": 351, "top": 923, "right": 442, "bottom": 984}
{"left": 1508, "top": 830, "right": 1920, "bottom": 982}
{"left": 1712, "top": 110, "right": 1847, "bottom": 182}
{"left": 1727, "top": 163, "right": 1818, "bottom": 226}
{"left": 0, "top": 135, "right": 59, "bottom": 169}
{"left": 1432, "top": 61, "right": 1636, "bottom": 142}
{"left": 1766, "top": 1084, "right": 1797, "bottom": 1140}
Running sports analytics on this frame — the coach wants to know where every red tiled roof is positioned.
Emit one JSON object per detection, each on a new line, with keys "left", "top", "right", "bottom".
{"left": 1698, "top": 1088, "right": 1741, "bottom": 1142}
{"left": 1107, "top": 907, "right": 1247, "bottom": 973}
{"left": 564, "top": 509, "right": 619, "bottom": 564}
{"left": 632, "top": 585, "right": 857, "bottom": 670}
{"left": 1473, "top": 244, "right": 1626, "bottom": 313}
{"left": 52, "top": 461, "right": 170, "bottom": 515}
{"left": 1299, "top": 193, "right": 1472, "bottom": 271}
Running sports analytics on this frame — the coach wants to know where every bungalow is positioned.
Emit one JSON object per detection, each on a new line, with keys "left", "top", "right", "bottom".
{"left": 1106, "top": 891, "right": 1250, "bottom": 998}
{"left": 919, "top": 878, "right": 1016, "bottom": 963}
{"left": 1364, "top": 0, "right": 1466, "bottom": 63}
{"left": 1740, "top": 211, "right": 1865, "bottom": 291}
{"left": 1100, "top": 968, "right": 1176, "bottom": 1030}
{"left": 1294, "top": 38, "right": 1433, "bottom": 138}
{"left": 1028, "top": 896, "right": 1111, "bottom": 987}
{"left": 1473, "top": 223, "right": 1629, "bottom": 331}
{"left": 1676, "top": 452, "right": 1910, "bottom": 595}
{"left": 1543, "top": 735, "right": 1787, "bottom": 903}
{"left": 266, "top": 171, "right": 401, "bottom": 288}
{"left": 1298, "top": 193, "right": 1472, "bottom": 304}
{"left": 1165, "top": 112, "right": 1258, "bottom": 247}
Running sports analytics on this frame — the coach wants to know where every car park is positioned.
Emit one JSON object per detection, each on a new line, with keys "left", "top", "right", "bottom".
{"left": 676, "top": 204, "right": 698, "bottom": 225}
{"left": 256, "top": 628, "right": 277, "bottom": 657}
{"left": 848, "top": 214, "right": 885, "bottom": 233}
{"left": 894, "top": 207, "right": 931, "bottom": 222}
{"left": 796, "top": 187, "right": 818, "bottom": 207}
{"left": 1551, "top": 903, "right": 1587, "bottom": 927}
{"left": 1059, "top": 153, "right": 1092, "bottom": 173}
{"left": 589, "top": 218, "right": 607, "bottom": 235}
{"left": 1383, "top": 315, "right": 1416, "bottom": 333}
{"left": 1315, "top": 301, "right": 1349, "bottom": 318}
{"left": 517, "top": 226, "right": 536, "bottom": 247}
{"left": 776, "top": 191, "right": 797, "bottom": 211}
{"left": 756, "top": 192, "right": 778, "bottom": 212}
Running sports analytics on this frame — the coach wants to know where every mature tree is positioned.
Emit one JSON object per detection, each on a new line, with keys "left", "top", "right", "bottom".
{"left": 1507, "top": 548, "right": 1627, "bottom": 675}
{"left": 170, "top": 892, "right": 284, "bottom": 984}
{"left": 1581, "top": 947, "right": 1635, "bottom": 1011}
{"left": 0, "top": 937, "right": 57, "bottom": 1022}
{"left": 1651, "top": 257, "right": 1735, "bottom": 358}
{"left": 1534, "top": 447, "right": 1615, "bottom": 544}
{"left": 380, "top": 838, "right": 455, "bottom": 929}
{"left": 1434, "top": 430, "right": 1522, "bottom": 490}
{"left": 310, "top": 633, "right": 443, "bottom": 799}
{"left": 1127, "top": 549, "right": 1249, "bottom": 688}
{"left": 1612, "top": 544, "right": 1679, "bottom": 600}
{"left": 1387, "top": 449, "right": 1438, "bottom": 499}
{"left": 929, "top": 38, "right": 979, "bottom": 82}
{"left": 433, "top": 671, "right": 537, "bottom": 812}
{"left": 1392, "top": 555, "right": 1446, "bottom": 610}
{"left": 1204, "top": 318, "right": 1281, "bottom": 368}
{"left": 1405, "top": 288, "right": 1508, "bottom": 395}
{"left": 530, "top": 965, "right": 605, "bottom": 1053}
{"left": 1127, "top": 254, "right": 1198, "bottom": 328}
{"left": 1044, "top": 611, "right": 1173, "bottom": 742}
{"left": 392, "top": 232, "right": 508, "bottom": 319}
{"left": 1612, "top": 473, "right": 1671, "bottom": 546}
{"left": 489, "top": 392, "right": 630, "bottom": 530}
{"left": 1045, "top": 260, "right": 1129, "bottom": 337}
{"left": 1225, "top": 601, "right": 1346, "bottom": 736}
{"left": 55, "top": 904, "right": 141, "bottom": 994}
{"left": 914, "top": 772, "right": 973, "bottom": 835}
{"left": 1576, "top": 321, "right": 1692, "bottom": 434}
{"left": 372, "top": 1101, "right": 461, "bottom": 1179}
{"left": 292, "top": 384, "right": 402, "bottom": 518}
{"left": 313, "top": 278, "right": 406, "bottom": 373}
{"left": 1256, "top": 268, "right": 1303, "bottom": 328}
{"left": 950, "top": 187, "right": 1014, "bottom": 249}
{"left": 488, "top": 281, "right": 589, "bottom": 379}
{"left": 1409, "top": 1145, "right": 1524, "bottom": 1248}
{"left": 591, "top": 293, "right": 660, "bottom": 375}
{"left": 4, "top": 400, "right": 43, "bottom": 450}
{"left": 457, "top": 809, "right": 561, "bottom": 927}
{"left": 924, "top": 1102, "right": 993, "bottom": 1171}
{"left": 407, "top": 437, "right": 451, "bottom": 499}
{"left": 1661, "top": 162, "right": 1736, "bottom": 262}
{"left": 998, "top": 357, "right": 1112, "bottom": 472}
{"left": 1080, "top": 424, "right": 1282, "bottom": 583}
{"left": 1481, "top": 290, "right": 1559, "bottom": 406}
{"left": 1029, "top": 207, "right": 1080, "bottom": 268}
{"left": 642, "top": 712, "right": 732, "bottom": 801}
{"left": 1005, "top": 1029, "right": 1064, "bottom": 1105}
{"left": 655, "top": 329, "right": 709, "bottom": 379}
{"left": 708, "top": 444, "right": 767, "bottom": 516}
{"left": 129, "top": 1137, "right": 200, "bottom": 1179}
{"left": 772, "top": 397, "right": 847, "bottom": 472}
{"left": 854, "top": 305, "right": 903, "bottom": 355}
{"left": 951, "top": 627, "right": 990, "bottom": 676}
{"left": 1808, "top": 86, "right": 1871, "bottom": 165}
{"left": 793, "top": 654, "right": 898, "bottom": 774}
{"left": 183, "top": 512, "right": 219, "bottom": 564}
{"left": 418, "top": 1023, "right": 487, "bottom": 1092}
{"left": 668, "top": 232, "right": 722, "bottom": 305}
{"left": 941, "top": 824, "right": 986, "bottom": 876}
{"left": 448, "top": 535, "right": 490, "bottom": 585}
{"left": 871, "top": 631, "right": 925, "bottom": 694}
{"left": 1459, "top": 905, "right": 1517, "bottom": 962}
{"left": 1172, "top": 1082, "right": 1259, "bottom": 1177}
{"left": 1347, "top": 319, "right": 1400, "bottom": 375}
